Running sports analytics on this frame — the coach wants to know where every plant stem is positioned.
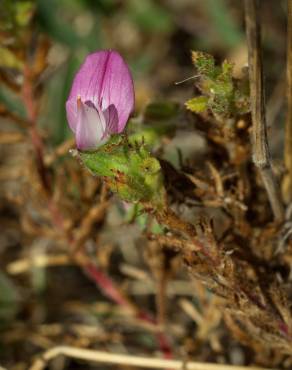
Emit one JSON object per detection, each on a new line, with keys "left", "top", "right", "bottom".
{"left": 284, "top": 0, "right": 292, "bottom": 202}
{"left": 244, "top": 0, "right": 284, "bottom": 221}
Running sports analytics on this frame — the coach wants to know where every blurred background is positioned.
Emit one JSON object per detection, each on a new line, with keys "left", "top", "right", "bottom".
{"left": 0, "top": 0, "right": 288, "bottom": 369}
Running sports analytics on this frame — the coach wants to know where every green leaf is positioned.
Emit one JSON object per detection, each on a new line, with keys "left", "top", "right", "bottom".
{"left": 185, "top": 96, "right": 208, "bottom": 113}
{"left": 192, "top": 51, "right": 217, "bottom": 79}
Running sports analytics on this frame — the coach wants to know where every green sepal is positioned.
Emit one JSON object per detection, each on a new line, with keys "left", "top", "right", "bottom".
{"left": 79, "top": 135, "right": 166, "bottom": 210}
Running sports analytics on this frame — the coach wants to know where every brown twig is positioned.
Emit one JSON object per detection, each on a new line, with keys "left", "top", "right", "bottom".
{"left": 244, "top": 0, "right": 284, "bottom": 221}
{"left": 284, "top": 0, "right": 292, "bottom": 202}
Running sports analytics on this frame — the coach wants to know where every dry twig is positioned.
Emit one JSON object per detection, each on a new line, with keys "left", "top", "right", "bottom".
{"left": 244, "top": 0, "right": 284, "bottom": 221}
{"left": 29, "top": 346, "right": 274, "bottom": 370}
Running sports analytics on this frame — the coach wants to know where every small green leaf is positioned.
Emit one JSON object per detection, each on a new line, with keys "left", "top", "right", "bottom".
{"left": 192, "top": 51, "right": 217, "bottom": 79}
{"left": 185, "top": 96, "right": 208, "bottom": 113}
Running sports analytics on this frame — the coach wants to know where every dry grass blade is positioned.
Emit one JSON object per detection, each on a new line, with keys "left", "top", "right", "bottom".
{"left": 244, "top": 0, "right": 284, "bottom": 221}
{"left": 29, "top": 346, "right": 275, "bottom": 370}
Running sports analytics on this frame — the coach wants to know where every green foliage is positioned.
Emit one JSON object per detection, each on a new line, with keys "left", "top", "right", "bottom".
{"left": 193, "top": 52, "right": 217, "bottom": 78}
{"left": 185, "top": 51, "right": 250, "bottom": 118}
{"left": 79, "top": 136, "right": 166, "bottom": 209}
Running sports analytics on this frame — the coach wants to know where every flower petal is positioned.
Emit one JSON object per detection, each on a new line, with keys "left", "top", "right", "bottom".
{"left": 99, "top": 51, "right": 135, "bottom": 132}
{"left": 66, "top": 99, "right": 78, "bottom": 132}
{"left": 76, "top": 100, "right": 107, "bottom": 150}
{"left": 103, "top": 104, "right": 119, "bottom": 134}
{"left": 66, "top": 51, "right": 110, "bottom": 132}
{"left": 66, "top": 50, "right": 134, "bottom": 134}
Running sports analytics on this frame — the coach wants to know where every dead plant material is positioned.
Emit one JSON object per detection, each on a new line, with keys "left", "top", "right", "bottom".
{"left": 29, "top": 346, "right": 274, "bottom": 370}
{"left": 244, "top": 0, "right": 284, "bottom": 221}
{"left": 283, "top": 0, "right": 292, "bottom": 202}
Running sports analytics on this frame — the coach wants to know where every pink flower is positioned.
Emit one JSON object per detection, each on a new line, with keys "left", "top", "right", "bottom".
{"left": 66, "top": 50, "right": 134, "bottom": 150}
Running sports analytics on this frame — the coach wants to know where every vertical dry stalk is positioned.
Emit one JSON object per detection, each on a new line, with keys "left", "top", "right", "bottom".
{"left": 244, "top": 0, "right": 284, "bottom": 221}
{"left": 284, "top": 0, "right": 292, "bottom": 202}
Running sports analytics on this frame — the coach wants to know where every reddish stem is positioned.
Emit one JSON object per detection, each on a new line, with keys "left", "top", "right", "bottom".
{"left": 84, "top": 263, "right": 131, "bottom": 308}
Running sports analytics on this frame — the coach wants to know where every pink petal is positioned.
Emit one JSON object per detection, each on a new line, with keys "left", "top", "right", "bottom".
{"left": 102, "top": 104, "right": 119, "bottom": 134}
{"left": 76, "top": 100, "right": 107, "bottom": 150}
{"left": 66, "top": 50, "right": 134, "bottom": 134}
{"left": 66, "top": 99, "right": 78, "bottom": 133}
{"left": 98, "top": 51, "right": 135, "bottom": 132}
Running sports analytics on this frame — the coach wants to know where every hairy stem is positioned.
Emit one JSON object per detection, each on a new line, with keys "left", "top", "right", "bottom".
{"left": 244, "top": 0, "right": 284, "bottom": 221}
